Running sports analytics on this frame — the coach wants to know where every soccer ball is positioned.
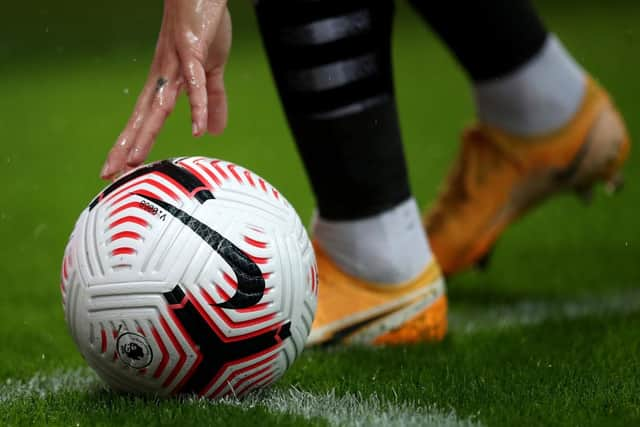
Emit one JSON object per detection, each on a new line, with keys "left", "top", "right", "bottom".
{"left": 60, "top": 157, "right": 318, "bottom": 398}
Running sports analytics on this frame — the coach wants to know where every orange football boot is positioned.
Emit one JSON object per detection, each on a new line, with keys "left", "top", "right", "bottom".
{"left": 307, "top": 242, "right": 447, "bottom": 346}
{"left": 426, "top": 77, "right": 630, "bottom": 275}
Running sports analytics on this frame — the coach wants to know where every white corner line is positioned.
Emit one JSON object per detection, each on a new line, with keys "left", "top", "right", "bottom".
{"left": 449, "top": 288, "right": 640, "bottom": 334}
{"left": 0, "top": 368, "right": 480, "bottom": 427}
{"left": 4, "top": 289, "right": 640, "bottom": 426}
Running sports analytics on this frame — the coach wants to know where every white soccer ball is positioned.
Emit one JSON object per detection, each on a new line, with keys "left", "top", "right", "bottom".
{"left": 61, "top": 157, "right": 318, "bottom": 398}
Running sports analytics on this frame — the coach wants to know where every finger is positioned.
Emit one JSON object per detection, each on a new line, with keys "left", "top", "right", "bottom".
{"left": 102, "top": 2, "right": 180, "bottom": 180}
{"left": 206, "top": 8, "right": 231, "bottom": 135}
{"left": 101, "top": 83, "right": 155, "bottom": 179}
{"left": 126, "top": 76, "right": 183, "bottom": 167}
{"left": 180, "top": 56, "right": 208, "bottom": 137}
{"left": 101, "top": 134, "right": 132, "bottom": 180}
{"left": 206, "top": 69, "right": 227, "bottom": 135}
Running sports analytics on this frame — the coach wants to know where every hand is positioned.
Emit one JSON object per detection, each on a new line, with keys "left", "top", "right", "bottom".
{"left": 101, "top": 0, "right": 231, "bottom": 180}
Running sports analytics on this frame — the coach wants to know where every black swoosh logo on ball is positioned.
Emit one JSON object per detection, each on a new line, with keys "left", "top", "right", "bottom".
{"left": 137, "top": 194, "right": 265, "bottom": 309}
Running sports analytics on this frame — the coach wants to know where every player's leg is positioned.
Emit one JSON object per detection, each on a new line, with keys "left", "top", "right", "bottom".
{"left": 254, "top": 0, "right": 446, "bottom": 345}
{"left": 410, "top": 0, "right": 630, "bottom": 274}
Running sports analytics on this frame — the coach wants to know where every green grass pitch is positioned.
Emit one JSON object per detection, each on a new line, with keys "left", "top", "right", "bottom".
{"left": 1, "top": 1, "right": 639, "bottom": 425}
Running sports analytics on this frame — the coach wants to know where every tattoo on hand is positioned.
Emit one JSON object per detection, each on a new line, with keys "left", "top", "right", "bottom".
{"left": 156, "top": 77, "right": 168, "bottom": 92}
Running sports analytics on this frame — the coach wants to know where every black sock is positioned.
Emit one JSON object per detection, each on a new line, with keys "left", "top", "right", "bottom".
{"left": 409, "top": 0, "right": 548, "bottom": 82}
{"left": 254, "top": 0, "right": 411, "bottom": 220}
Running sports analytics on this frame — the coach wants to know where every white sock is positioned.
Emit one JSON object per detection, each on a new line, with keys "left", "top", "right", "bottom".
{"left": 474, "top": 35, "right": 585, "bottom": 137}
{"left": 313, "top": 198, "right": 432, "bottom": 285}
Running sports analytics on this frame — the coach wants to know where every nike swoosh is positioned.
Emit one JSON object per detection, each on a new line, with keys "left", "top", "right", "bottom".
{"left": 320, "top": 301, "right": 415, "bottom": 346}
{"left": 137, "top": 194, "right": 265, "bottom": 310}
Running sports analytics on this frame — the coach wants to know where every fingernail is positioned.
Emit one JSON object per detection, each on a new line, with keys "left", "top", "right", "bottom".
{"left": 100, "top": 160, "right": 111, "bottom": 178}
{"left": 192, "top": 122, "right": 199, "bottom": 136}
{"left": 126, "top": 148, "right": 139, "bottom": 165}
